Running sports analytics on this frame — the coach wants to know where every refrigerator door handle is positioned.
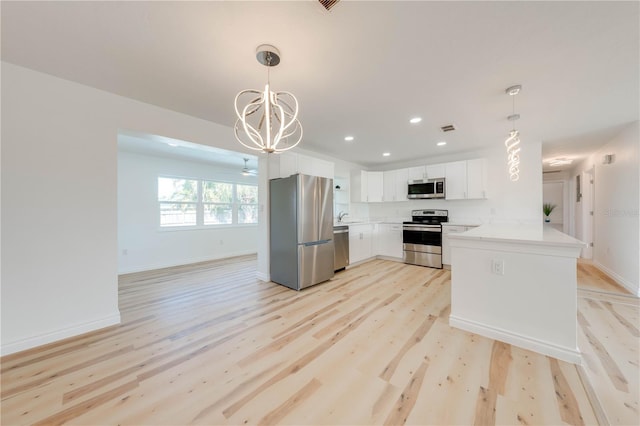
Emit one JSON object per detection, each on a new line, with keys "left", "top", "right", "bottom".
{"left": 302, "top": 239, "right": 331, "bottom": 247}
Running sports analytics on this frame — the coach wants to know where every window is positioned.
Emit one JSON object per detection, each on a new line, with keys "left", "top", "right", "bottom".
{"left": 203, "top": 181, "right": 233, "bottom": 225}
{"left": 237, "top": 184, "right": 258, "bottom": 224}
{"left": 158, "top": 177, "right": 198, "bottom": 227}
{"left": 158, "top": 177, "right": 257, "bottom": 227}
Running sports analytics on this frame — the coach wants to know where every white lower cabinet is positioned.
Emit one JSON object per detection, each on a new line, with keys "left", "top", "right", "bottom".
{"left": 377, "top": 224, "right": 403, "bottom": 258}
{"left": 348, "top": 224, "right": 374, "bottom": 264}
{"left": 348, "top": 223, "right": 404, "bottom": 264}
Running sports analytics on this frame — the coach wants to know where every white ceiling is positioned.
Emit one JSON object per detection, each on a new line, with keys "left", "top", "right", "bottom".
{"left": 118, "top": 131, "right": 258, "bottom": 171}
{"left": 2, "top": 1, "right": 638, "bottom": 170}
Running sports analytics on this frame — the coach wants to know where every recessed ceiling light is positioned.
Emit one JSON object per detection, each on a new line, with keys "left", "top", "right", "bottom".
{"left": 344, "top": 136, "right": 354, "bottom": 141}
{"left": 168, "top": 143, "right": 179, "bottom": 147}
{"left": 437, "top": 141, "right": 447, "bottom": 146}
{"left": 409, "top": 117, "right": 422, "bottom": 124}
{"left": 382, "top": 152, "right": 391, "bottom": 157}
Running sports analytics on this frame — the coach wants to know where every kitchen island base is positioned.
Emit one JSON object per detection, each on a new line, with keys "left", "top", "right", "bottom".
{"left": 449, "top": 224, "right": 585, "bottom": 364}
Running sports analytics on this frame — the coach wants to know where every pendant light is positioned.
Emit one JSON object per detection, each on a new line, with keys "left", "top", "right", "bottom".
{"left": 234, "top": 45, "right": 302, "bottom": 154}
{"left": 505, "top": 85, "right": 522, "bottom": 182}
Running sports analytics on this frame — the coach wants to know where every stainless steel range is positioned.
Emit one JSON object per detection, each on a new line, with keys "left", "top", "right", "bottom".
{"left": 403, "top": 209, "right": 448, "bottom": 268}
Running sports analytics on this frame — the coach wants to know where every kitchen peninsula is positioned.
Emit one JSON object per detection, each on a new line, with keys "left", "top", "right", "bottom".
{"left": 448, "top": 224, "right": 586, "bottom": 364}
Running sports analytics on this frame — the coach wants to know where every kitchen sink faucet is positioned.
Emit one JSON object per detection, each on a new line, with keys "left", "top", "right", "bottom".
{"left": 338, "top": 211, "right": 349, "bottom": 222}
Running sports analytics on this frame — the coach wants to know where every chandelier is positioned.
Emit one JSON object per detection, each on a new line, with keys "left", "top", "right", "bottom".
{"left": 234, "top": 45, "right": 302, "bottom": 154}
{"left": 505, "top": 85, "right": 522, "bottom": 182}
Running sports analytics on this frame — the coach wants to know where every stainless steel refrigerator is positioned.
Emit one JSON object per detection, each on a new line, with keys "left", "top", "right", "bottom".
{"left": 270, "top": 174, "right": 334, "bottom": 290}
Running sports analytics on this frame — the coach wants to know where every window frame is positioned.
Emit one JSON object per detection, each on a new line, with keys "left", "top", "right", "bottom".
{"left": 235, "top": 183, "right": 259, "bottom": 225}
{"left": 157, "top": 175, "right": 258, "bottom": 230}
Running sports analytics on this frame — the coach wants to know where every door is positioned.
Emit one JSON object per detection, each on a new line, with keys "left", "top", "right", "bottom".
{"left": 318, "top": 176, "right": 334, "bottom": 241}
{"left": 445, "top": 161, "right": 467, "bottom": 200}
{"left": 383, "top": 170, "right": 396, "bottom": 202}
{"left": 582, "top": 168, "right": 595, "bottom": 258}
{"left": 466, "top": 158, "right": 486, "bottom": 199}
{"left": 298, "top": 240, "right": 335, "bottom": 289}
{"left": 395, "top": 169, "right": 409, "bottom": 201}
{"left": 297, "top": 174, "right": 319, "bottom": 244}
{"left": 367, "top": 171, "right": 384, "bottom": 202}
{"left": 297, "top": 174, "right": 333, "bottom": 243}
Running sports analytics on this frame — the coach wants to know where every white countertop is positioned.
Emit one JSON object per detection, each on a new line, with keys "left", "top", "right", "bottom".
{"left": 448, "top": 223, "right": 586, "bottom": 248}
{"left": 443, "top": 221, "right": 482, "bottom": 227}
{"left": 334, "top": 218, "right": 406, "bottom": 226}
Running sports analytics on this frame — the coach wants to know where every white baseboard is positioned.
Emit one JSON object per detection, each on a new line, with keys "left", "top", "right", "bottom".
{"left": 256, "top": 271, "right": 270, "bottom": 282}
{"left": 118, "top": 251, "right": 257, "bottom": 274}
{"left": 375, "top": 255, "right": 404, "bottom": 263}
{"left": 1, "top": 311, "right": 121, "bottom": 357}
{"left": 449, "top": 315, "right": 582, "bottom": 365}
{"left": 593, "top": 260, "right": 639, "bottom": 296}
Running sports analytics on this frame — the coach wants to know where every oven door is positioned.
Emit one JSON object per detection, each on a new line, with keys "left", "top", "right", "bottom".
{"left": 402, "top": 224, "right": 442, "bottom": 253}
{"left": 403, "top": 224, "right": 443, "bottom": 268}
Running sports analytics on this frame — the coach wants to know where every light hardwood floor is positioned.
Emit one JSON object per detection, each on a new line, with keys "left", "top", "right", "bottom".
{"left": 1, "top": 256, "right": 632, "bottom": 425}
{"left": 576, "top": 263, "right": 639, "bottom": 425}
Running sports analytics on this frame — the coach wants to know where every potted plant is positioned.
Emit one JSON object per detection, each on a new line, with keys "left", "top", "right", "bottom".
{"left": 543, "top": 203, "right": 556, "bottom": 223}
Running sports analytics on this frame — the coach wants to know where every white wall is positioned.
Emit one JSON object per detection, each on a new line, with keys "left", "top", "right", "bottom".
{"left": 1, "top": 62, "right": 268, "bottom": 355}
{"left": 366, "top": 141, "right": 543, "bottom": 224}
{"left": 571, "top": 121, "right": 639, "bottom": 295}
{"left": 117, "top": 150, "right": 258, "bottom": 274}
{"left": 543, "top": 181, "right": 566, "bottom": 231}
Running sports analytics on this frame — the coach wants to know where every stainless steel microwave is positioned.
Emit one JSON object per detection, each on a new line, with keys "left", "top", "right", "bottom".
{"left": 407, "top": 178, "right": 446, "bottom": 199}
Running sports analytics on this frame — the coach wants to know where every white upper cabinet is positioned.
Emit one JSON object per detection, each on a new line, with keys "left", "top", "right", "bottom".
{"left": 445, "top": 161, "right": 468, "bottom": 200}
{"left": 367, "top": 171, "right": 384, "bottom": 202}
{"left": 407, "top": 166, "right": 426, "bottom": 181}
{"left": 383, "top": 168, "right": 409, "bottom": 202}
{"left": 466, "top": 158, "right": 487, "bottom": 199}
{"left": 408, "top": 164, "right": 445, "bottom": 180}
{"left": 276, "top": 153, "right": 334, "bottom": 179}
{"left": 349, "top": 158, "right": 487, "bottom": 203}
{"left": 383, "top": 170, "right": 395, "bottom": 202}
{"left": 425, "top": 164, "right": 445, "bottom": 179}
{"left": 445, "top": 159, "right": 487, "bottom": 200}
{"left": 394, "top": 168, "right": 409, "bottom": 201}
{"left": 279, "top": 153, "right": 298, "bottom": 178}
{"left": 351, "top": 170, "right": 384, "bottom": 203}
{"left": 297, "top": 154, "right": 334, "bottom": 179}
{"left": 313, "top": 158, "right": 335, "bottom": 179}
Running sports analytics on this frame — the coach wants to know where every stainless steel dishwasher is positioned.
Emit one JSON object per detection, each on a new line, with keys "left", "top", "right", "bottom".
{"left": 333, "top": 225, "right": 349, "bottom": 271}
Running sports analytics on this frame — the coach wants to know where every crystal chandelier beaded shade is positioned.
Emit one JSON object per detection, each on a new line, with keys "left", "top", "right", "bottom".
{"left": 505, "top": 85, "right": 522, "bottom": 182}
{"left": 234, "top": 45, "right": 302, "bottom": 154}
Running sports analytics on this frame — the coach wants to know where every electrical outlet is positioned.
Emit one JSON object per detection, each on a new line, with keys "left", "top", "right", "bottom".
{"left": 492, "top": 259, "right": 504, "bottom": 275}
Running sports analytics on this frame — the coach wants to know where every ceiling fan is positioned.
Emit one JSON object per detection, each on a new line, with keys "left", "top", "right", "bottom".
{"left": 241, "top": 158, "right": 257, "bottom": 176}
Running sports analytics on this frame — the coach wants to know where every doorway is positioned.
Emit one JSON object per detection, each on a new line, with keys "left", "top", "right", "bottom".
{"left": 542, "top": 181, "right": 566, "bottom": 232}
{"left": 574, "top": 167, "right": 595, "bottom": 259}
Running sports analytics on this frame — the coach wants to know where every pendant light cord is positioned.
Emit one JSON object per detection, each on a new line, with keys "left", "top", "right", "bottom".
{"left": 512, "top": 94, "right": 516, "bottom": 131}
{"left": 266, "top": 52, "right": 271, "bottom": 85}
